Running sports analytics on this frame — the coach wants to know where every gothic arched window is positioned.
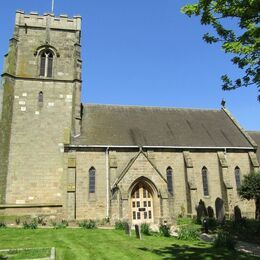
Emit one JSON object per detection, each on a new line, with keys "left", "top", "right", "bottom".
{"left": 235, "top": 166, "right": 241, "bottom": 190}
{"left": 166, "top": 167, "right": 173, "bottom": 194}
{"left": 89, "top": 167, "right": 96, "bottom": 193}
{"left": 40, "top": 50, "right": 53, "bottom": 77}
{"left": 202, "top": 166, "right": 209, "bottom": 196}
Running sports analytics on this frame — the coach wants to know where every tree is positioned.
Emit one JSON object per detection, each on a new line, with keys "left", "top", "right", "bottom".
{"left": 181, "top": 1, "right": 260, "bottom": 101}
{"left": 238, "top": 171, "right": 260, "bottom": 220}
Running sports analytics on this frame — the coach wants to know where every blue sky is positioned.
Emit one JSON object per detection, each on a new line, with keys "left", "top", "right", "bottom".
{"left": 0, "top": 0, "right": 259, "bottom": 130}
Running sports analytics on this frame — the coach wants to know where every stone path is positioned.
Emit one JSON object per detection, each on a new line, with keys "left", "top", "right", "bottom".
{"left": 236, "top": 241, "right": 260, "bottom": 257}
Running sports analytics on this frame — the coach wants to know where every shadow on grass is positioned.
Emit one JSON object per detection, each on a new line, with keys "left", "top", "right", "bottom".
{"left": 139, "top": 242, "right": 256, "bottom": 259}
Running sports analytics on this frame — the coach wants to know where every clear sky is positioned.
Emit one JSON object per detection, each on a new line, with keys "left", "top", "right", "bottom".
{"left": 0, "top": 0, "right": 259, "bottom": 130}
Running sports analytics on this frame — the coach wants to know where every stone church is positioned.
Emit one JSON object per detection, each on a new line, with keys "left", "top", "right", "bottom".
{"left": 0, "top": 11, "right": 259, "bottom": 224}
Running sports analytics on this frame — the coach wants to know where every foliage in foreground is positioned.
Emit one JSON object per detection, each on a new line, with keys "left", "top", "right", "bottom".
{"left": 177, "top": 225, "right": 200, "bottom": 241}
{"left": 238, "top": 171, "right": 260, "bottom": 219}
{"left": 214, "top": 231, "right": 236, "bottom": 250}
{"left": 51, "top": 219, "right": 69, "bottom": 229}
{"left": 0, "top": 222, "right": 6, "bottom": 228}
{"left": 23, "top": 220, "right": 38, "bottom": 229}
{"left": 78, "top": 219, "right": 96, "bottom": 229}
{"left": 141, "top": 223, "right": 151, "bottom": 235}
{"left": 114, "top": 220, "right": 128, "bottom": 230}
{"left": 181, "top": 0, "right": 260, "bottom": 101}
{"left": 159, "top": 224, "right": 171, "bottom": 237}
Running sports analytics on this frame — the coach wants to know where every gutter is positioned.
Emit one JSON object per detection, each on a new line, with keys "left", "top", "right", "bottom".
{"left": 105, "top": 147, "right": 109, "bottom": 218}
{"left": 66, "top": 144, "right": 254, "bottom": 150}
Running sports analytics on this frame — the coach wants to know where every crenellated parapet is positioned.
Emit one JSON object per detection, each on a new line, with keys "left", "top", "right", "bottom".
{"left": 15, "top": 10, "right": 82, "bottom": 31}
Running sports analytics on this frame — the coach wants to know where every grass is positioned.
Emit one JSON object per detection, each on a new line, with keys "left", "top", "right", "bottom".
{"left": 0, "top": 248, "right": 50, "bottom": 259}
{"left": 176, "top": 217, "right": 196, "bottom": 226}
{"left": 0, "top": 228, "right": 257, "bottom": 259}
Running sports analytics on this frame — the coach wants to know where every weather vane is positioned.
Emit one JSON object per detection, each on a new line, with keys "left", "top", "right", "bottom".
{"left": 52, "top": 0, "right": 55, "bottom": 13}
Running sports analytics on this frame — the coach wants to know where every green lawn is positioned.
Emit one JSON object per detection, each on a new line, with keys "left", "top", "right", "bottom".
{"left": 0, "top": 248, "right": 51, "bottom": 259}
{"left": 0, "top": 228, "right": 256, "bottom": 259}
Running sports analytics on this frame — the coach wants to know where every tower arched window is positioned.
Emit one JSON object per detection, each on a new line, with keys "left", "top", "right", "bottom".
{"left": 89, "top": 167, "right": 96, "bottom": 193}
{"left": 166, "top": 167, "right": 173, "bottom": 194}
{"left": 235, "top": 166, "right": 241, "bottom": 190}
{"left": 202, "top": 166, "right": 209, "bottom": 196}
{"left": 40, "top": 50, "right": 53, "bottom": 77}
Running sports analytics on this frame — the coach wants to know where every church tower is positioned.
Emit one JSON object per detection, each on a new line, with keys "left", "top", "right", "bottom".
{"left": 0, "top": 11, "right": 82, "bottom": 216}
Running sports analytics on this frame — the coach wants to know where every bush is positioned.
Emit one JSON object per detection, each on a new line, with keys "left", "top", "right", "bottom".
{"left": 114, "top": 220, "right": 128, "bottom": 230}
{"left": 61, "top": 219, "right": 69, "bottom": 226}
{"left": 15, "top": 217, "right": 21, "bottom": 225}
{"left": 52, "top": 219, "right": 69, "bottom": 229}
{"left": 78, "top": 219, "right": 96, "bottom": 229}
{"left": 222, "top": 218, "right": 260, "bottom": 242}
{"left": 214, "top": 231, "right": 236, "bottom": 250}
{"left": 36, "top": 216, "right": 45, "bottom": 225}
{"left": 54, "top": 223, "right": 67, "bottom": 229}
{"left": 159, "top": 224, "right": 171, "bottom": 237}
{"left": 23, "top": 220, "right": 38, "bottom": 229}
{"left": 207, "top": 218, "right": 218, "bottom": 231}
{"left": 178, "top": 225, "right": 199, "bottom": 240}
{"left": 0, "top": 222, "right": 6, "bottom": 228}
{"left": 141, "top": 223, "right": 151, "bottom": 235}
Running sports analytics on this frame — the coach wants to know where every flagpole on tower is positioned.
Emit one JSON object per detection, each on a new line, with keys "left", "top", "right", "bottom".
{"left": 51, "top": 0, "right": 55, "bottom": 13}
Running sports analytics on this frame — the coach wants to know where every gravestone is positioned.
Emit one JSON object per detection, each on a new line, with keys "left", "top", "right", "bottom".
{"left": 124, "top": 222, "right": 131, "bottom": 235}
{"left": 196, "top": 199, "right": 207, "bottom": 222}
{"left": 135, "top": 224, "right": 141, "bottom": 239}
{"left": 202, "top": 218, "right": 209, "bottom": 234}
{"left": 207, "top": 206, "right": 214, "bottom": 218}
{"left": 234, "top": 206, "right": 242, "bottom": 222}
{"left": 215, "top": 197, "right": 225, "bottom": 223}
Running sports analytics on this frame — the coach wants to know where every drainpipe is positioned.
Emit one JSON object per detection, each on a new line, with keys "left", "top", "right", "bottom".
{"left": 106, "top": 147, "right": 109, "bottom": 218}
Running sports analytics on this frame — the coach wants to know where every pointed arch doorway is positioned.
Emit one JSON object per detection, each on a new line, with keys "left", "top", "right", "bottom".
{"left": 131, "top": 182, "right": 154, "bottom": 224}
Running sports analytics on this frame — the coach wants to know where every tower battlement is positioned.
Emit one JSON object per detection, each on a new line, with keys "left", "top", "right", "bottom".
{"left": 15, "top": 10, "right": 81, "bottom": 31}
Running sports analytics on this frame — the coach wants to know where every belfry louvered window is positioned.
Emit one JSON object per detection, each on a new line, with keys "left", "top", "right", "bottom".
{"left": 166, "top": 167, "right": 173, "bottom": 194}
{"left": 235, "top": 166, "right": 241, "bottom": 190}
{"left": 89, "top": 167, "right": 96, "bottom": 193}
{"left": 202, "top": 166, "right": 209, "bottom": 196}
{"left": 40, "top": 50, "right": 53, "bottom": 77}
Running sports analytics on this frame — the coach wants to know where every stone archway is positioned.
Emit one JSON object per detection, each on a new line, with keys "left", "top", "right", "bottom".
{"left": 129, "top": 177, "right": 159, "bottom": 225}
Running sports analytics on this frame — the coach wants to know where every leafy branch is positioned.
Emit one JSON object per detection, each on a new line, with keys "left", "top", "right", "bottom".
{"left": 181, "top": 0, "right": 260, "bottom": 101}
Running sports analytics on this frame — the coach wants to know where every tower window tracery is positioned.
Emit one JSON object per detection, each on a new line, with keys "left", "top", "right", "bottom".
{"left": 40, "top": 50, "right": 53, "bottom": 77}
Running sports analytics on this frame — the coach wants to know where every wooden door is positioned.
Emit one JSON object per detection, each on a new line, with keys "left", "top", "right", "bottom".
{"left": 131, "top": 184, "right": 153, "bottom": 224}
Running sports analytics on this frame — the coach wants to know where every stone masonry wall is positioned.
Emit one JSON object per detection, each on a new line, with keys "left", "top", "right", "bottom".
{"left": 0, "top": 36, "right": 18, "bottom": 204}
{"left": 0, "top": 77, "right": 15, "bottom": 203}
{"left": 1, "top": 11, "right": 82, "bottom": 217}
{"left": 5, "top": 80, "right": 74, "bottom": 205}
{"left": 75, "top": 151, "right": 107, "bottom": 220}
{"left": 73, "top": 149, "right": 256, "bottom": 223}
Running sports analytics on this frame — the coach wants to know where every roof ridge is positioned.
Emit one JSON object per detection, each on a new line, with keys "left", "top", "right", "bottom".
{"left": 83, "top": 103, "right": 220, "bottom": 112}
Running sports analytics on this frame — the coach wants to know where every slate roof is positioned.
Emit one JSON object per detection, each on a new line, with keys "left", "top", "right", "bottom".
{"left": 247, "top": 131, "right": 260, "bottom": 161}
{"left": 72, "top": 104, "right": 254, "bottom": 148}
